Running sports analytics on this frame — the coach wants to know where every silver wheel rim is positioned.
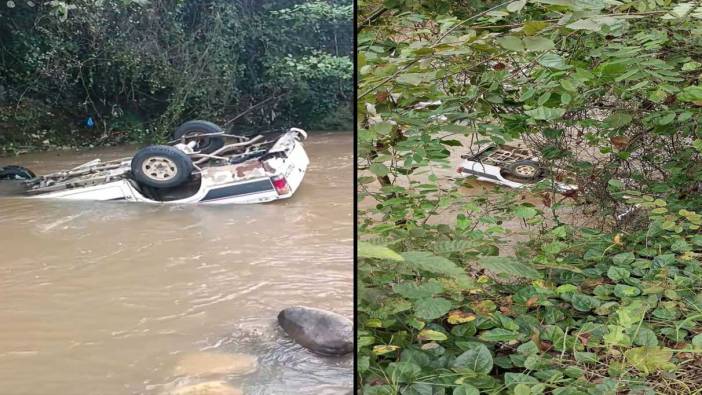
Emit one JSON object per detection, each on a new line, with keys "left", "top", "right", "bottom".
{"left": 515, "top": 165, "right": 537, "bottom": 177}
{"left": 142, "top": 156, "right": 178, "bottom": 181}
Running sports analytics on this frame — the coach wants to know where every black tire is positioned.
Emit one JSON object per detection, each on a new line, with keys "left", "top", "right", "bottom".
{"left": 130, "top": 145, "right": 194, "bottom": 189}
{"left": 0, "top": 165, "right": 35, "bottom": 181}
{"left": 505, "top": 160, "right": 544, "bottom": 181}
{"left": 172, "top": 120, "right": 225, "bottom": 154}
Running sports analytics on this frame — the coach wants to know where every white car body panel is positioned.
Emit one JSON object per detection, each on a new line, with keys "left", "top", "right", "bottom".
{"left": 457, "top": 144, "right": 578, "bottom": 193}
{"left": 459, "top": 160, "right": 530, "bottom": 189}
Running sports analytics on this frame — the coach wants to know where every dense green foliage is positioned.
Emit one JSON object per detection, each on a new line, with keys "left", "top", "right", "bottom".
{"left": 0, "top": 0, "right": 352, "bottom": 151}
{"left": 358, "top": 0, "right": 702, "bottom": 393}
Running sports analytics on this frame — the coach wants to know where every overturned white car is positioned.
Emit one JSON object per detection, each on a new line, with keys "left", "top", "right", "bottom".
{"left": 457, "top": 143, "right": 577, "bottom": 193}
{"left": 0, "top": 121, "right": 309, "bottom": 205}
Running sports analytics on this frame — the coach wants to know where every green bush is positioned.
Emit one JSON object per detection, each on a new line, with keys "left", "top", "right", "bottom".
{"left": 0, "top": 0, "right": 352, "bottom": 150}
{"left": 358, "top": 0, "right": 702, "bottom": 393}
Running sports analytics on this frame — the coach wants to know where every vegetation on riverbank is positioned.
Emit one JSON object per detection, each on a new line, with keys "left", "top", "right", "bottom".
{"left": 358, "top": 0, "right": 702, "bottom": 393}
{"left": 0, "top": 0, "right": 352, "bottom": 153}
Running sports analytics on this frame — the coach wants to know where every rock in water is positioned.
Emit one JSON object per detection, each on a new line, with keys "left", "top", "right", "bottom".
{"left": 167, "top": 381, "right": 242, "bottom": 395}
{"left": 277, "top": 306, "right": 353, "bottom": 356}
{"left": 174, "top": 352, "right": 258, "bottom": 377}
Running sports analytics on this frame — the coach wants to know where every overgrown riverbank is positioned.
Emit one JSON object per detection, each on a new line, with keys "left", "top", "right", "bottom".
{"left": 0, "top": 102, "right": 352, "bottom": 155}
{"left": 0, "top": 0, "right": 352, "bottom": 153}
{"left": 358, "top": 0, "right": 702, "bottom": 393}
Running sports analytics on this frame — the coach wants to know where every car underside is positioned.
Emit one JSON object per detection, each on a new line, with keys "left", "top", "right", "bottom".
{"left": 0, "top": 121, "right": 310, "bottom": 205}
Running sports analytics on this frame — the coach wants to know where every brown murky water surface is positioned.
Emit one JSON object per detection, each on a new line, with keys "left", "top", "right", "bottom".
{"left": 0, "top": 132, "right": 353, "bottom": 395}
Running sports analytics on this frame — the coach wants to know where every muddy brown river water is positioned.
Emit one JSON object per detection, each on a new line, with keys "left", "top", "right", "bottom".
{"left": 0, "top": 132, "right": 353, "bottom": 395}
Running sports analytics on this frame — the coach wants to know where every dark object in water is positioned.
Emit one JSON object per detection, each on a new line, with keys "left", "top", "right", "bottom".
{"left": 0, "top": 166, "right": 35, "bottom": 197}
{"left": 0, "top": 165, "right": 35, "bottom": 181}
{"left": 277, "top": 306, "right": 353, "bottom": 356}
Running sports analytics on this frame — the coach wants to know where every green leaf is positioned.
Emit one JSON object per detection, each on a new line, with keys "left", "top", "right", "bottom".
{"left": 571, "top": 293, "right": 601, "bottom": 312}
{"left": 617, "top": 300, "right": 649, "bottom": 327}
{"left": 624, "top": 347, "right": 675, "bottom": 375}
{"left": 452, "top": 344, "right": 494, "bottom": 374}
{"left": 538, "top": 92, "right": 552, "bottom": 107}
{"left": 671, "top": 239, "right": 690, "bottom": 252}
{"left": 658, "top": 112, "right": 676, "bottom": 125}
{"left": 394, "top": 281, "right": 443, "bottom": 299}
{"left": 358, "top": 242, "right": 404, "bottom": 261}
{"left": 369, "top": 163, "right": 389, "bottom": 176}
{"left": 566, "top": 18, "right": 602, "bottom": 31}
{"left": 538, "top": 53, "right": 569, "bottom": 70}
{"left": 607, "top": 179, "right": 624, "bottom": 191}
{"left": 504, "top": 373, "right": 539, "bottom": 387}
{"left": 415, "top": 297, "right": 452, "bottom": 320}
{"left": 597, "top": 61, "right": 628, "bottom": 79}
{"left": 574, "top": 351, "right": 598, "bottom": 364}
{"left": 453, "top": 384, "right": 480, "bottom": 395}
{"left": 556, "top": 284, "right": 578, "bottom": 295}
{"left": 605, "top": 112, "right": 633, "bottom": 128}
{"left": 614, "top": 284, "right": 641, "bottom": 298}
{"left": 372, "top": 344, "right": 400, "bottom": 355}
{"left": 434, "top": 240, "right": 479, "bottom": 254}
{"left": 496, "top": 36, "right": 524, "bottom": 52}
{"left": 692, "top": 139, "right": 702, "bottom": 153}
{"left": 387, "top": 361, "right": 422, "bottom": 383}
{"left": 523, "top": 37, "right": 555, "bottom": 51}
{"left": 523, "top": 21, "right": 549, "bottom": 35}
{"left": 692, "top": 334, "right": 702, "bottom": 350}
{"left": 663, "top": 2, "right": 694, "bottom": 18}
{"left": 525, "top": 107, "right": 566, "bottom": 120}
{"left": 402, "top": 251, "right": 465, "bottom": 276}
{"left": 358, "top": 356, "right": 370, "bottom": 373}
{"left": 479, "top": 328, "right": 520, "bottom": 342}
{"left": 396, "top": 72, "right": 436, "bottom": 86}
{"left": 417, "top": 329, "right": 448, "bottom": 341}
{"left": 612, "top": 252, "right": 635, "bottom": 265}
{"left": 542, "top": 241, "right": 566, "bottom": 255}
{"left": 517, "top": 341, "right": 539, "bottom": 356}
{"left": 368, "top": 122, "right": 394, "bottom": 136}
{"left": 477, "top": 256, "right": 543, "bottom": 279}
{"left": 533, "top": 0, "right": 575, "bottom": 6}
{"left": 677, "top": 85, "right": 702, "bottom": 102}
{"left": 682, "top": 61, "right": 701, "bottom": 71}
{"left": 607, "top": 266, "right": 630, "bottom": 281}
{"left": 634, "top": 327, "right": 658, "bottom": 347}
{"left": 604, "top": 325, "right": 631, "bottom": 347}
{"left": 514, "top": 206, "right": 538, "bottom": 218}
{"left": 564, "top": 366, "right": 583, "bottom": 378}
{"left": 560, "top": 79, "right": 577, "bottom": 92}
{"left": 507, "top": 0, "right": 527, "bottom": 12}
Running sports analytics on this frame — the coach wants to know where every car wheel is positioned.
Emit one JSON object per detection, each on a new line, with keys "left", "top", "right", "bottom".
{"left": 505, "top": 160, "right": 544, "bottom": 180}
{"left": 172, "top": 120, "right": 226, "bottom": 154}
{"left": 0, "top": 165, "right": 35, "bottom": 181}
{"left": 131, "top": 145, "right": 194, "bottom": 189}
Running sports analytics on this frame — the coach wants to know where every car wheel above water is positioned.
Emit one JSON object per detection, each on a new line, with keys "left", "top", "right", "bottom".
{"left": 130, "top": 145, "right": 194, "bottom": 189}
{"left": 172, "top": 120, "right": 226, "bottom": 154}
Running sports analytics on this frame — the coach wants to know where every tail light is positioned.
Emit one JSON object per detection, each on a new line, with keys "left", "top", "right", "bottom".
{"left": 271, "top": 176, "right": 290, "bottom": 195}
{"left": 456, "top": 166, "right": 464, "bottom": 174}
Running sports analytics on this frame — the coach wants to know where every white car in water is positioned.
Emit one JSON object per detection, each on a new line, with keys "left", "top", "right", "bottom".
{"left": 0, "top": 121, "right": 309, "bottom": 205}
{"left": 456, "top": 143, "right": 578, "bottom": 193}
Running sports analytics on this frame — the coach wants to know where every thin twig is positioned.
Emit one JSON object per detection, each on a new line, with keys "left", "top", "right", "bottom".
{"left": 358, "top": 0, "right": 515, "bottom": 99}
{"left": 222, "top": 93, "right": 286, "bottom": 127}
